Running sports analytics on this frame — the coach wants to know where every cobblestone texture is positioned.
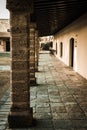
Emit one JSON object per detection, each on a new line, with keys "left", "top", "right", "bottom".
{"left": 0, "top": 51, "right": 87, "bottom": 130}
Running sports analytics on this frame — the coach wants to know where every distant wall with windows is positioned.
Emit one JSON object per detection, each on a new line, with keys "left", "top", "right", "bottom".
{"left": 0, "top": 19, "right": 10, "bottom": 52}
{"left": 53, "top": 13, "right": 87, "bottom": 79}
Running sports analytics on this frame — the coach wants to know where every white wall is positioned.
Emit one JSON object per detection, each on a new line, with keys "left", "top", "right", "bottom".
{"left": 0, "top": 19, "right": 10, "bottom": 32}
{"left": 53, "top": 13, "right": 87, "bottom": 79}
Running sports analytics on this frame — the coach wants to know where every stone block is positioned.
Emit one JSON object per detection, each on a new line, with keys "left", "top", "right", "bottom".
{"left": 11, "top": 61, "right": 28, "bottom": 70}
{"left": 12, "top": 71, "right": 29, "bottom": 81}
{"left": 11, "top": 93, "right": 29, "bottom": 102}
{"left": 12, "top": 50, "right": 29, "bottom": 60}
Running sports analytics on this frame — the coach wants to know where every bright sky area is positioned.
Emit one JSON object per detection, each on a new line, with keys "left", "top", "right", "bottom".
{"left": 0, "top": 0, "right": 9, "bottom": 19}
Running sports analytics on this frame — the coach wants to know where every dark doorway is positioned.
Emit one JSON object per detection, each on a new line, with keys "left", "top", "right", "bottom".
{"left": 56, "top": 42, "right": 57, "bottom": 54}
{"left": 6, "top": 39, "right": 10, "bottom": 52}
{"left": 69, "top": 38, "right": 74, "bottom": 67}
{"left": 60, "top": 42, "right": 63, "bottom": 57}
{"left": 50, "top": 42, "right": 53, "bottom": 48}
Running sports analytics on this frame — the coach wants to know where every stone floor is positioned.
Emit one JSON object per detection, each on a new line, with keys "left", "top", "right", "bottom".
{"left": 0, "top": 52, "right": 10, "bottom": 99}
{"left": 0, "top": 51, "right": 87, "bottom": 130}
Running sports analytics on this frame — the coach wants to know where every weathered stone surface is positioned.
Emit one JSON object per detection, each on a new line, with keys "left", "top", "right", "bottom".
{"left": 12, "top": 71, "right": 29, "bottom": 81}
{"left": 1, "top": 51, "right": 87, "bottom": 129}
{"left": 11, "top": 93, "right": 29, "bottom": 102}
{"left": 11, "top": 82, "right": 29, "bottom": 91}
{"left": 30, "top": 52, "right": 35, "bottom": 56}
{"left": 6, "top": 0, "right": 33, "bottom": 127}
{"left": 53, "top": 120, "right": 73, "bottom": 129}
{"left": 8, "top": 108, "right": 33, "bottom": 128}
{"left": 34, "top": 113, "right": 51, "bottom": 120}
{"left": 29, "top": 23, "right": 36, "bottom": 85}
{"left": 30, "top": 62, "right": 35, "bottom": 66}
{"left": 6, "top": 0, "right": 33, "bottom": 12}
{"left": 12, "top": 38, "right": 28, "bottom": 48}
{"left": 12, "top": 50, "right": 29, "bottom": 60}
{"left": 11, "top": 61, "right": 28, "bottom": 70}
{"left": 35, "top": 30, "right": 39, "bottom": 71}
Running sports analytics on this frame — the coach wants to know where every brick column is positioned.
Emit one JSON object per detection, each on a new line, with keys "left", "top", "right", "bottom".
{"left": 35, "top": 30, "right": 39, "bottom": 71}
{"left": 30, "top": 23, "right": 36, "bottom": 85}
{"left": 6, "top": 0, "right": 33, "bottom": 128}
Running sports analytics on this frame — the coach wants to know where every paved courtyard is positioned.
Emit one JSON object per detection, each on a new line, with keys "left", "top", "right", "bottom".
{"left": 0, "top": 51, "right": 87, "bottom": 130}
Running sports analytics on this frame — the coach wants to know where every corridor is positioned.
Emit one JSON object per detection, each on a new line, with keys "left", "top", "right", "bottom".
{"left": 0, "top": 51, "right": 87, "bottom": 130}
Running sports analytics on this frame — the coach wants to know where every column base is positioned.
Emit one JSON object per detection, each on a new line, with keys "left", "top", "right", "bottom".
{"left": 30, "top": 78, "right": 37, "bottom": 86}
{"left": 8, "top": 108, "right": 33, "bottom": 128}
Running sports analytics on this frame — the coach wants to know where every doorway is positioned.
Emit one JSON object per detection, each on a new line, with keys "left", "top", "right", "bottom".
{"left": 69, "top": 38, "right": 74, "bottom": 67}
{"left": 60, "top": 42, "right": 63, "bottom": 57}
{"left": 6, "top": 39, "right": 10, "bottom": 52}
{"left": 56, "top": 42, "right": 57, "bottom": 54}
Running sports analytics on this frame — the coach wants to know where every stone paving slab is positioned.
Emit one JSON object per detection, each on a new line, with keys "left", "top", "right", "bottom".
{"left": 0, "top": 51, "right": 87, "bottom": 130}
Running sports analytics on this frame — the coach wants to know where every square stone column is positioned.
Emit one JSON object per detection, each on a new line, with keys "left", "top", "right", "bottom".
{"left": 6, "top": 0, "right": 33, "bottom": 128}
{"left": 35, "top": 30, "right": 39, "bottom": 71}
{"left": 29, "top": 23, "right": 37, "bottom": 85}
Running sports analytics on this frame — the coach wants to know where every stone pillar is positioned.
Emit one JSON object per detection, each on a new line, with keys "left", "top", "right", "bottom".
{"left": 6, "top": 0, "right": 33, "bottom": 128}
{"left": 30, "top": 23, "right": 36, "bottom": 85}
{"left": 35, "top": 30, "right": 39, "bottom": 71}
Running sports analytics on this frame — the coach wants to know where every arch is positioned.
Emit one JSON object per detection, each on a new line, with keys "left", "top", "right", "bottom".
{"left": 69, "top": 38, "right": 74, "bottom": 67}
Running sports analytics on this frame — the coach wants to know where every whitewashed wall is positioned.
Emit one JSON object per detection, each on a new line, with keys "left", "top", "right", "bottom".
{"left": 53, "top": 13, "right": 87, "bottom": 79}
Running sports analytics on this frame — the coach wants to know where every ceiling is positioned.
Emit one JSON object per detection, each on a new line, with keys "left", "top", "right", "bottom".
{"left": 33, "top": 0, "right": 87, "bottom": 36}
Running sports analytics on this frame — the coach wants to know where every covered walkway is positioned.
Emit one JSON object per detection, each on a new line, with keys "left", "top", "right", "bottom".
{"left": 0, "top": 51, "right": 87, "bottom": 130}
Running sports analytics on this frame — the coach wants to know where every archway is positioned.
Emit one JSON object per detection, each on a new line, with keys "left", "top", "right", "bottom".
{"left": 60, "top": 42, "right": 63, "bottom": 57}
{"left": 56, "top": 42, "right": 57, "bottom": 54}
{"left": 69, "top": 38, "right": 74, "bottom": 67}
{"left": 6, "top": 39, "right": 10, "bottom": 52}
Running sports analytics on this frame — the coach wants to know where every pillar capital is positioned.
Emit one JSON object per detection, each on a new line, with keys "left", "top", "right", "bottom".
{"left": 6, "top": 0, "right": 33, "bottom": 12}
